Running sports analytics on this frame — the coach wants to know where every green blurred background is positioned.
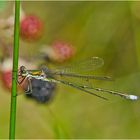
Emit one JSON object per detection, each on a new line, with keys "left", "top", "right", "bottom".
{"left": 0, "top": 1, "right": 140, "bottom": 139}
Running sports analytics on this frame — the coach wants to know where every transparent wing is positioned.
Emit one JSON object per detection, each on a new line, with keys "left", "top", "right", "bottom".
{"left": 53, "top": 57, "right": 104, "bottom": 74}
{"left": 41, "top": 57, "right": 109, "bottom": 87}
{"left": 53, "top": 74, "right": 104, "bottom": 91}
{"left": 51, "top": 73, "right": 112, "bottom": 92}
{"left": 53, "top": 78, "right": 108, "bottom": 100}
{"left": 52, "top": 77, "right": 138, "bottom": 101}
{"left": 53, "top": 73, "right": 113, "bottom": 81}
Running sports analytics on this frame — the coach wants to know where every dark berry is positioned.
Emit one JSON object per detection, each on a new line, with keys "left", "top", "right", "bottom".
{"left": 25, "top": 78, "right": 56, "bottom": 103}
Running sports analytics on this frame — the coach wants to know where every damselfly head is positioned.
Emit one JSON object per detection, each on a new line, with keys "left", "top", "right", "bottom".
{"left": 20, "top": 66, "right": 28, "bottom": 76}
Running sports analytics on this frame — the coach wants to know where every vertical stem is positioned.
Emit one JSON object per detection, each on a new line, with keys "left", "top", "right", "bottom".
{"left": 9, "top": 0, "right": 20, "bottom": 139}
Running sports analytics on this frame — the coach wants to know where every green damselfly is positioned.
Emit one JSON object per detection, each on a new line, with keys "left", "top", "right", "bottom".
{"left": 18, "top": 57, "right": 138, "bottom": 101}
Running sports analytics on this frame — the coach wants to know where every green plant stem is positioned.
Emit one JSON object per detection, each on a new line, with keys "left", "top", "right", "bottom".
{"left": 9, "top": 1, "right": 20, "bottom": 139}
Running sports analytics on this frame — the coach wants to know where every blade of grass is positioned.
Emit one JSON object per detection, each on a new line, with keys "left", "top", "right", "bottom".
{"left": 9, "top": 1, "right": 20, "bottom": 139}
{"left": 48, "top": 108, "right": 69, "bottom": 139}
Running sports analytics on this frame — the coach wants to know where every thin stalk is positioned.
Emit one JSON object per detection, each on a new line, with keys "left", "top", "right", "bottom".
{"left": 9, "top": 1, "right": 20, "bottom": 139}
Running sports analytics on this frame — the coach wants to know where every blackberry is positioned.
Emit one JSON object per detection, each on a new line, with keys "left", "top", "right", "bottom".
{"left": 25, "top": 78, "right": 56, "bottom": 103}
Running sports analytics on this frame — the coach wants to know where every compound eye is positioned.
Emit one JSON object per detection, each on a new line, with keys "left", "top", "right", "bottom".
{"left": 20, "top": 66, "right": 25, "bottom": 70}
{"left": 20, "top": 66, "right": 26, "bottom": 73}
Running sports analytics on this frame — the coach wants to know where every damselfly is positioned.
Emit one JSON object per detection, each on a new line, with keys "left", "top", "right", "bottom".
{"left": 18, "top": 57, "right": 138, "bottom": 101}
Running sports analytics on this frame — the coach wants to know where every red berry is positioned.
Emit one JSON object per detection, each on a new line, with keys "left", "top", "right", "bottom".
{"left": 1, "top": 58, "right": 12, "bottom": 91}
{"left": 1, "top": 71, "right": 12, "bottom": 90}
{"left": 20, "top": 15, "right": 43, "bottom": 40}
{"left": 1, "top": 70, "right": 27, "bottom": 91}
{"left": 52, "top": 41, "right": 75, "bottom": 62}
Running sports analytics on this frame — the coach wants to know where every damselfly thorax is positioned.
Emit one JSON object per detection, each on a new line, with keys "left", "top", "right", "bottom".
{"left": 18, "top": 66, "right": 57, "bottom": 87}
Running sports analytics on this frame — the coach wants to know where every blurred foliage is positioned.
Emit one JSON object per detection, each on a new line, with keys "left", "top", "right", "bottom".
{"left": 0, "top": 1, "right": 140, "bottom": 139}
{"left": 0, "top": 1, "right": 6, "bottom": 11}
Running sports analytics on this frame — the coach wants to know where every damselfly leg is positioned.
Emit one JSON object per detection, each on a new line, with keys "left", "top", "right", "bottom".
{"left": 25, "top": 78, "right": 33, "bottom": 94}
{"left": 17, "top": 66, "right": 33, "bottom": 95}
